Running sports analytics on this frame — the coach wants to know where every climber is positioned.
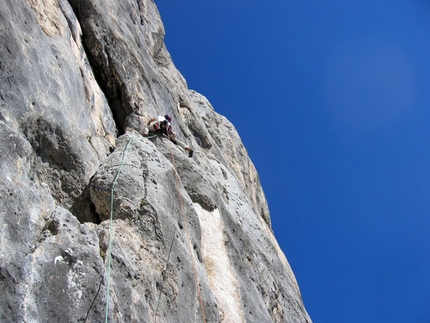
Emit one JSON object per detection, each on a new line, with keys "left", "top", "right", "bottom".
{"left": 146, "top": 114, "right": 194, "bottom": 158}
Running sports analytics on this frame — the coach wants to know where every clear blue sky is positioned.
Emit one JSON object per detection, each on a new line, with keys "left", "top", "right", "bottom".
{"left": 155, "top": 1, "right": 430, "bottom": 322}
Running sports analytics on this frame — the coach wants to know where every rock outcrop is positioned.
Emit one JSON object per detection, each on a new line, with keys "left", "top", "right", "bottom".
{"left": 0, "top": 0, "right": 312, "bottom": 322}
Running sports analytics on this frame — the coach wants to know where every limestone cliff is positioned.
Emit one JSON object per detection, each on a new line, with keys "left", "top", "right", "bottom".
{"left": 0, "top": 0, "right": 312, "bottom": 322}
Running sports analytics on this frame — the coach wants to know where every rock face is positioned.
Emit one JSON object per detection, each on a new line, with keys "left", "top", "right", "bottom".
{"left": 0, "top": 0, "right": 312, "bottom": 322}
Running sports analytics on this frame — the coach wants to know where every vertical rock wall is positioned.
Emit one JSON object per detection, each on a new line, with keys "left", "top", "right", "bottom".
{"left": 0, "top": 0, "right": 312, "bottom": 322}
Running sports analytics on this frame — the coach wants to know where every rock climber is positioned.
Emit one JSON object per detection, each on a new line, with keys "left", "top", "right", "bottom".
{"left": 146, "top": 114, "right": 194, "bottom": 158}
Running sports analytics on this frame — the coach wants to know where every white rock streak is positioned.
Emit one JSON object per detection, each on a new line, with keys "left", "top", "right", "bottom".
{"left": 195, "top": 203, "right": 245, "bottom": 323}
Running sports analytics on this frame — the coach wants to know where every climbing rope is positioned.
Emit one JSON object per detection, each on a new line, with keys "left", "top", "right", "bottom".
{"left": 88, "top": 131, "right": 205, "bottom": 322}
{"left": 154, "top": 227, "right": 176, "bottom": 323}
{"left": 104, "top": 135, "right": 134, "bottom": 323}
{"left": 144, "top": 134, "right": 159, "bottom": 139}
{"left": 166, "top": 134, "right": 207, "bottom": 323}
{"left": 83, "top": 276, "right": 103, "bottom": 323}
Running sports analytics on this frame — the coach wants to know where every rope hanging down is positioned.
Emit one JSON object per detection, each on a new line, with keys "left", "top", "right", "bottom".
{"left": 154, "top": 227, "right": 176, "bottom": 323}
{"left": 101, "top": 133, "right": 205, "bottom": 322}
{"left": 104, "top": 135, "right": 134, "bottom": 323}
{"left": 167, "top": 134, "right": 207, "bottom": 323}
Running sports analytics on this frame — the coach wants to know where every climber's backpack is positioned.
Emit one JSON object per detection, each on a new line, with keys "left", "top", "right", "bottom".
{"left": 147, "top": 118, "right": 157, "bottom": 126}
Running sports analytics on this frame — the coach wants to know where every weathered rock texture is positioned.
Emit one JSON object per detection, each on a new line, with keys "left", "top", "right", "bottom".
{"left": 0, "top": 0, "right": 312, "bottom": 322}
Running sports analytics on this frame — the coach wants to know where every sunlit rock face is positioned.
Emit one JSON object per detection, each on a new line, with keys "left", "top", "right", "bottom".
{"left": 0, "top": 0, "right": 312, "bottom": 322}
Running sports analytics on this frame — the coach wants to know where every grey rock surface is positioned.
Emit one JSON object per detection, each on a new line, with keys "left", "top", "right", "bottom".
{"left": 0, "top": 0, "right": 312, "bottom": 322}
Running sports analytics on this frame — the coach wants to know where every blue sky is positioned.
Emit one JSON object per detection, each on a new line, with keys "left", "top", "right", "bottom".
{"left": 155, "top": 1, "right": 430, "bottom": 322}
